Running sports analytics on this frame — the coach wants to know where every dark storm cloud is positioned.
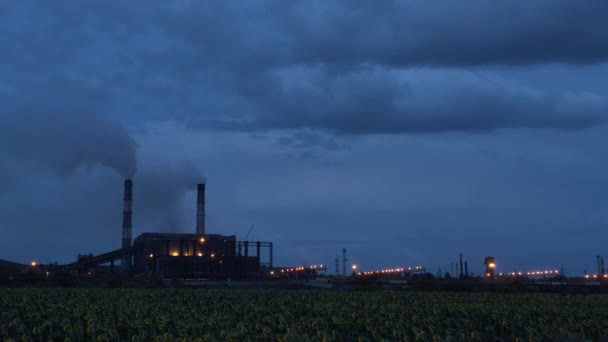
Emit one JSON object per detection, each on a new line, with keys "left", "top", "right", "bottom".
{"left": 1, "top": 1, "right": 607, "bottom": 139}
{"left": 213, "top": 68, "right": 608, "bottom": 134}
{"left": 153, "top": 0, "right": 608, "bottom": 68}
{"left": 281, "top": 1, "right": 608, "bottom": 67}
{"left": 0, "top": 110, "right": 137, "bottom": 178}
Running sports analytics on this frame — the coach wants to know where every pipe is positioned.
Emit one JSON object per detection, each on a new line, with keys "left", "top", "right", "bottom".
{"left": 196, "top": 183, "right": 206, "bottom": 235}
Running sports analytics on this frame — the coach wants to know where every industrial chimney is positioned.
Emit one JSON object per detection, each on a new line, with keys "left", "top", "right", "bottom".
{"left": 459, "top": 253, "right": 463, "bottom": 278}
{"left": 196, "top": 183, "right": 206, "bottom": 235}
{"left": 122, "top": 179, "right": 133, "bottom": 249}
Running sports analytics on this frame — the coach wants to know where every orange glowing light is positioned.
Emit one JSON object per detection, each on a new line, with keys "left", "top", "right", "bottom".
{"left": 488, "top": 263, "right": 496, "bottom": 268}
{"left": 148, "top": 254, "right": 154, "bottom": 258}
{"left": 31, "top": 261, "right": 37, "bottom": 267}
{"left": 200, "top": 238, "right": 205, "bottom": 243}
{"left": 171, "top": 251, "right": 179, "bottom": 257}
{"left": 197, "top": 252, "right": 203, "bottom": 257}
{"left": 211, "top": 253, "right": 215, "bottom": 258}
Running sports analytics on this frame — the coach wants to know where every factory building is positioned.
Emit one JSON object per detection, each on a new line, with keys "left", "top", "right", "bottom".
{"left": 47, "top": 179, "right": 273, "bottom": 280}
{"left": 126, "top": 181, "right": 273, "bottom": 279}
{"left": 132, "top": 233, "right": 271, "bottom": 279}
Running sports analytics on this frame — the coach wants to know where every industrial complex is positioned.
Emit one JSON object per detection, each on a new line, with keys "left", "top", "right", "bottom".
{"left": 0, "top": 179, "right": 607, "bottom": 291}
{"left": 1, "top": 180, "right": 273, "bottom": 281}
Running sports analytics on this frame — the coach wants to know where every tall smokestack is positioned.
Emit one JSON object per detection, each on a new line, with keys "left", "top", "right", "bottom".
{"left": 459, "top": 253, "right": 463, "bottom": 278}
{"left": 122, "top": 179, "right": 133, "bottom": 249}
{"left": 196, "top": 183, "right": 206, "bottom": 235}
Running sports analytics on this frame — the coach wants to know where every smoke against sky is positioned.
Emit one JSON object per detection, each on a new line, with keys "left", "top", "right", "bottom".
{"left": 1, "top": 1, "right": 607, "bottom": 274}
{"left": 0, "top": 110, "right": 137, "bottom": 179}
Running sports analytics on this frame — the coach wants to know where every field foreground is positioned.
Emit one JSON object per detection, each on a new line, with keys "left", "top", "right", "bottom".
{"left": 1, "top": 289, "right": 607, "bottom": 341}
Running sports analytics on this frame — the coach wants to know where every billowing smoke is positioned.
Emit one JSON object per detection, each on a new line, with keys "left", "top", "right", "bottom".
{"left": 0, "top": 111, "right": 137, "bottom": 179}
{"left": 134, "top": 160, "right": 204, "bottom": 233}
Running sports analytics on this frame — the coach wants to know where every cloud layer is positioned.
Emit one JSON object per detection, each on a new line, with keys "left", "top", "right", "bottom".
{"left": 1, "top": 1, "right": 607, "bottom": 138}
{"left": 218, "top": 67, "right": 608, "bottom": 134}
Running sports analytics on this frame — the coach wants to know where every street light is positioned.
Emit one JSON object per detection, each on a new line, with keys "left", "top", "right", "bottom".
{"left": 352, "top": 265, "right": 357, "bottom": 270}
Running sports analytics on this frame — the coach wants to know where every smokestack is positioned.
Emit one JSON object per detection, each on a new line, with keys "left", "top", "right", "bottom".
{"left": 122, "top": 179, "right": 133, "bottom": 248}
{"left": 459, "top": 253, "right": 463, "bottom": 278}
{"left": 464, "top": 261, "right": 469, "bottom": 277}
{"left": 196, "top": 183, "right": 206, "bottom": 235}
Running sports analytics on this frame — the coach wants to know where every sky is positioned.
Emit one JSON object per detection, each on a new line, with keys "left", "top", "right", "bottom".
{"left": 1, "top": 0, "right": 607, "bottom": 276}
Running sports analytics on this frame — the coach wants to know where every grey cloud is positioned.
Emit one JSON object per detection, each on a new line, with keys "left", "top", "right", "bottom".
{"left": 2, "top": 1, "right": 607, "bottom": 141}
{"left": 281, "top": 0, "right": 608, "bottom": 67}
{"left": 212, "top": 68, "right": 608, "bottom": 134}
{"left": 146, "top": 0, "right": 608, "bottom": 68}
{"left": 277, "top": 131, "right": 350, "bottom": 151}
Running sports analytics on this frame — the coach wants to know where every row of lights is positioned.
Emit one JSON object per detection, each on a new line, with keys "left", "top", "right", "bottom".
{"left": 584, "top": 274, "right": 608, "bottom": 279}
{"left": 151, "top": 252, "right": 216, "bottom": 258}
{"left": 496, "top": 270, "right": 561, "bottom": 277}
{"left": 279, "top": 264, "right": 325, "bottom": 273}
{"left": 526, "top": 270, "right": 560, "bottom": 276}
{"left": 359, "top": 266, "right": 424, "bottom": 276}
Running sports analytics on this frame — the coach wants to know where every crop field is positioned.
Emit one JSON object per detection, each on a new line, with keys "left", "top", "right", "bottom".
{"left": 1, "top": 289, "right": 607, "bottom": 341}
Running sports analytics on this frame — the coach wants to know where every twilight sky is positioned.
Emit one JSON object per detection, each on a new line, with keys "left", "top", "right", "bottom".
{"left": 1, "top": 1, "right": 607, "bottom": 276}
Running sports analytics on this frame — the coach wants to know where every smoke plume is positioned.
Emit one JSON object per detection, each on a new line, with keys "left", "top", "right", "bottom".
{"left": 134, "top": 160, "right": 204, "bottom": 233}
{"left": 0, "top": 111, "right": 137, "bottom": 178}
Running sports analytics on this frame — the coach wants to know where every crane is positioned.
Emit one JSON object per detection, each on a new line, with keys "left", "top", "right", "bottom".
{"left": 245, "top": 224, "right": 255, "bottom": 241}
{"left": 237, "top": 224, "right": 256, "bottom": 257}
